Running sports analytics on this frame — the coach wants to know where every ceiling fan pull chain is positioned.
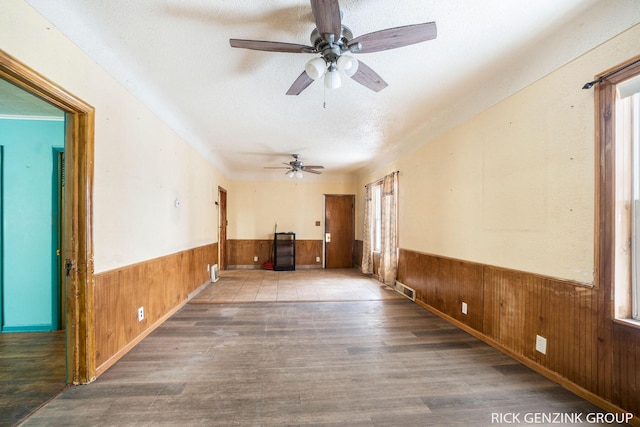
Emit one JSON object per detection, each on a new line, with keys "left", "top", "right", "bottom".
{"left": 323, "top": 85, "right": 327, "bottom": 109}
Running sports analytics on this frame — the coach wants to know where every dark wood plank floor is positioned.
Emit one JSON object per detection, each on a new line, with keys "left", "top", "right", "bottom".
{"left": 0, "top": 331, "right": 66, "bottom": 427}
{"left": 22, "top": 299, "right": 622, "bottom": 426}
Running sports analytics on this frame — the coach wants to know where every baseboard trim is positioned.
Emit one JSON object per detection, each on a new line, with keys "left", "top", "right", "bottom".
{"left": 188, "top": 280, "right": 212, "bottom": 300}
{"left": 1, "top": 324, "right": 53, "bottom": 333}
{"left": 227, "top": 265, "right": 322, "bottom": 270}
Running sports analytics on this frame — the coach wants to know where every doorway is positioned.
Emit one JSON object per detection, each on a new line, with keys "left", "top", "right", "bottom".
{"left": 218, "top": 186, "right": 227, "bottom": 270}
{"left": 0, "top": 118, "right": 65, "bottom": 333}
{"left": 0, "top": 49, "right": 95, "bottom": 385}
{"left": 324, "top": 194, "right": 355, "bottom": 268}
{"left": 0, "top": 79, "right": 69, "bottom": 425}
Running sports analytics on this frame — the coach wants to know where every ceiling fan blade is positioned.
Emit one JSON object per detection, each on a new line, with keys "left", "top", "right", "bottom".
{"left": 303, "top": 165, "right": 324, "bottom": 169}
{"left": 286, "top": 71, "right": 315, "bottom": 95}
{"left": 349, "top": 22, "right": 437, "bottom": 53}
{"left": 304, "top": 169, "right": 322, "bottom": 174}
{"left": 264, "top": 167, "right": 291, "bottom": 169}
{"left": 230, "top": 39, "right": 314, "bottom": 53}
{"left": 350, "top": 61, "right": 388, "bottom": 92}
{"left": 310, "top": 0, "right": 342, "bottom": 40}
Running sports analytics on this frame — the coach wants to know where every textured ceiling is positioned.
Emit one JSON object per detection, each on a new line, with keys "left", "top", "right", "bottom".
{"left": 0, "top": 78, "right": 63, "bottom": 119}
{"left": 21, "top": 0, "right": 640, "bottom": 180}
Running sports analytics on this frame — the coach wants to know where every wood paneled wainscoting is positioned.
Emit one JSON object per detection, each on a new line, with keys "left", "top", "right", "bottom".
{"left": 94, "top": 243, "right": 218, "bottom": 376}
{"left": 397, "top": 248, "right": 640, "bottom": 424}
{"left": 227, "top": 239, "right": 323, "bottom": 269}
{"left": 354, "top": 239, "right": 363, "bottom": 268}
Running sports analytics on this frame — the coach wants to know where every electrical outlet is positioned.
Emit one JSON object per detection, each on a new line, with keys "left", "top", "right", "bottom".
{"left": 207, "top": 264, "right": 210, "bottom": 272}
{"left": 254, "top": 256, "right": 258, "bottom": 262}
{"left": 316, "top": 256, "right": 320, "bottom": 262}
{"left": 138, "top": 306, "right": 144, "bottom": 322}
{"left": 535, "top": 335, "right": 547, "bottom": 354}
{"left": 461, "top": 302, "right": 468, "bottom": 315}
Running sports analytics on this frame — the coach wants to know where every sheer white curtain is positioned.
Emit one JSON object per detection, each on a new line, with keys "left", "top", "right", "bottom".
{"left": 361, "top": 184, "right": 374, "bottom": 274}
{"left": 378, "top": 172, "right": 398, "bottom": 285}
{"left": 362, "top": 172, "right": 398, "bottom": 284}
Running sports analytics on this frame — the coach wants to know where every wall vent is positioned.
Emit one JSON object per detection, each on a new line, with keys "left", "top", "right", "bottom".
{"left": 394, "top": 281, "right": 415, "bottom": 301}
{"left": 211, "top": 264, "right": 219, "bottom": 282}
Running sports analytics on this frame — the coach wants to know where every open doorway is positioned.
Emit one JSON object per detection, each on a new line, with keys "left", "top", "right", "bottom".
{"left": 0, "top": 77, "right": 67, "bottom": 426}
{"left": 218, "top": 186, "right": 227, "bottom": 270}
{"left": 0, "top": 107, "right": 66, "bottom": 332}
{"left": 0, "top": 48, "right": 95, "bottom": 399}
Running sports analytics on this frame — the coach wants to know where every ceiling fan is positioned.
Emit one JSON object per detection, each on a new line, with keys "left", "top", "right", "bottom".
{"left": 265, "top": 154, "right": 324, "bottom": 178}
{"left": 229, "top": 0, "right": 437, "bottom": 95}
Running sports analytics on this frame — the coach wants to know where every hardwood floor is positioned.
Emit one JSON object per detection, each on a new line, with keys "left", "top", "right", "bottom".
{"left": 0, "top": 331, "right": 66, "bottom": 427}
{"left": 22, "top": 269, "right": 622, "bottom": 426}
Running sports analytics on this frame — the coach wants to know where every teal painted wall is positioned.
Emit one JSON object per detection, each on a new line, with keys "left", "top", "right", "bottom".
{"left": 0, "top": 118, "right": 64, "bottom": 332}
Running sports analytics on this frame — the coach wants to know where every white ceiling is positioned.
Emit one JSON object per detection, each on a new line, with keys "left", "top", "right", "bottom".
{"left": 21, "top": 0, "right": 640, "bottom": 180}
{"left": 0, "top": 78, "right": 64, "bottom": 119}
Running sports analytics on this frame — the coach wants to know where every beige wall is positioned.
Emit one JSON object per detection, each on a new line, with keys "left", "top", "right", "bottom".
{"left": 228, "top": 180, "right": 357, "bottom": 240}
{"left": 358, "top": 23, "right": 640, "bottom": 284}
{"left": 2, "top": 0, "right": 228, "bottom": 273}
{"left": 2, "top": 0, "right": 355, "bottom": 274}
{"left": 6, "top": 0, "right": 640, "bottom": 283}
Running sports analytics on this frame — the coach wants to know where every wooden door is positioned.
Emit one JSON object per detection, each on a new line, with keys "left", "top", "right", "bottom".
{"left": 324, "top": 195, "right": 355, "bottom": 268}
{"left": 218, "top": 187, "right": 227, "bottom": 270}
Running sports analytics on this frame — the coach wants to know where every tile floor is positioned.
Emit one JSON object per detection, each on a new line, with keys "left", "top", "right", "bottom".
{"left": 191, "top": 268, "right": 404, "bottom": 304}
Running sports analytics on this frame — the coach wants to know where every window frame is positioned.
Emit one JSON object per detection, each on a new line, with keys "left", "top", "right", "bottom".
{"left": 595, "top": 56, "right": 640, "bottom": 326}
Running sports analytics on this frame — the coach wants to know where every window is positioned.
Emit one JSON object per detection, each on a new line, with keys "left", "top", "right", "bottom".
{"left": 371, "top": 184, "right": 382, "bottom": 253}
{"left": 597, "top": 58, "right": 640, "bottom": 322}
{"left": 362, "top": 172, "right": 399, "bottom": 285}
{"left": 626, "top": 86, "right": 640, "bottom": 319}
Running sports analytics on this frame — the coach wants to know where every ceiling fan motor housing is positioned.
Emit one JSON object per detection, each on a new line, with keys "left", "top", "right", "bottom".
{"left": 289, "top": 154, "right": 303, "bottom": 170}
{"left": 310, "top": 25, "right": 355, "bottom": 64}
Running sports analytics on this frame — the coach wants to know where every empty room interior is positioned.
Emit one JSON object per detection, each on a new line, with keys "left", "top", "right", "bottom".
{"left": 1, "top": 0, "right": 640, "bottom": 425}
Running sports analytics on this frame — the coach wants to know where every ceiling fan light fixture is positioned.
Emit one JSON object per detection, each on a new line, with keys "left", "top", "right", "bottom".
{"left": 324, "top": 69, "right": 341, "bottom": 89}
{"left": 231, "top": 2, "right": 438, "bottom": 96}
{"left": 305, "top": 57, "right": 327, "bottom": 80}
{"left": 337, "top": 55, "right": 358, "bottom": 77}
{"left": 266, "top": 155, "right": 324, "bottom": 177}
